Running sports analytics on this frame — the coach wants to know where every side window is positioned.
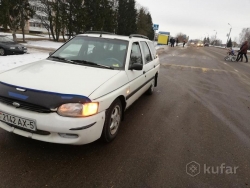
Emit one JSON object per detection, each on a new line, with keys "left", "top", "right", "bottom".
{"left": 130, "top": 42, "right": 143, "bottom": 65}
{"left": 147, "top": 41, "right": 157, "bottom": 59}
{"left": 141, "top": 41, "right": 153, "bottom": 64}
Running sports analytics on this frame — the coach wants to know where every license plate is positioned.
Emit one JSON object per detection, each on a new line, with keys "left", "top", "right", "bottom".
{"left": 0, "top": 111, "right": 36, "bottom": 131}
{"left": 23, "top": 50, "right": 27, "bottom": 52}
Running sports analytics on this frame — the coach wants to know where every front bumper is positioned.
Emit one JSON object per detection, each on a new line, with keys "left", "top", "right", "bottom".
{"left": 6, "top": 48, "right": 27, "bottom": 54}
{"left": 0, "top": 102, "right": 105, "bottom": 145}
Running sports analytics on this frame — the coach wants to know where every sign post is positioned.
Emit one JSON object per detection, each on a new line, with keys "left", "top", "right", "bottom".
{"left": 152, "top": 24, "right": 159, "bottom": 41}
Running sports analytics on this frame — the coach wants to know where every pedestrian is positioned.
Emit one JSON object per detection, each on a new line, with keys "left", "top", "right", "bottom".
{"left": 172, "top": 38, "right": 175, "bottom": 47}
{"left": 176, "top": 38, "right": 179, "bottom": 46}
{"left": 183, "top": 40, "right": 186, "bottom": 47}
{"left": 169, "top": 38, "right": 173, "bottom": 46}
{"left": 170, "top": 37, "right": 175, "bottom": 47}
{"left": 236, "top": 41, "right": 248, "bottom": 63}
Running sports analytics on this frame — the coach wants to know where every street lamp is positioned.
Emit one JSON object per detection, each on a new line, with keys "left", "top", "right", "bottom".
{"left": 214, "top": 30, "right": 217, "bottom": 46}
{"left": 226, "top": 23, "right": 232, "bottom": 47}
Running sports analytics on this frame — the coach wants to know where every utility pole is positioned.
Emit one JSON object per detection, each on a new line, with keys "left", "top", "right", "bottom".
{"left": 214, "top": 30, "right": 217, "bottom": 46}
{"left": 226, "top": 23, "right": 232, "bottom": 47}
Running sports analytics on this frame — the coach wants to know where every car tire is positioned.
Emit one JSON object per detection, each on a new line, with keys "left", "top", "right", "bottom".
{"left": 102, "top": 98, "right": 122, "bottom": 142}
{"left": 0, "top": 48, "right": 5, "bottom": 56}
{"left": 146, "top": 78, "right": 155, "bottom": 95}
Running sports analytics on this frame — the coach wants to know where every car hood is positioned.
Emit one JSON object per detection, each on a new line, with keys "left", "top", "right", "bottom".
{"left": 0, "top": 59, "right": 121, "bottom": 97}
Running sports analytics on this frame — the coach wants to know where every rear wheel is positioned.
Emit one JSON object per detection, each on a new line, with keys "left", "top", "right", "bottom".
{"left": 0, "top": 48, "right": 5, "bottom": 56}
{"left": 102, "top": 99, "right": 122, "bottom": 142}
{"left": 146, "top": 78, "right": 155, "bottom": 95}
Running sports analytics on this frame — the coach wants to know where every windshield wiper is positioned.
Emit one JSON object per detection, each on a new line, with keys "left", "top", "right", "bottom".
{"left": 49, "top": 56, "right": 75, "bottom": 64}
{"left": 71, "top": 60, "right": 114, "bottom": 70}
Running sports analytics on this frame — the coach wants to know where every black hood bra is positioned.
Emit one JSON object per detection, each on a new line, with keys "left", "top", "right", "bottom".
{"left": 0, "top": 81, "right": 91, "bottom": 112}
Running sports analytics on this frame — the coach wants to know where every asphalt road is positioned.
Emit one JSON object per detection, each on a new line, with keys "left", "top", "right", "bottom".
{"left": 1, "top": 46, "right": 250, "bottom": 188}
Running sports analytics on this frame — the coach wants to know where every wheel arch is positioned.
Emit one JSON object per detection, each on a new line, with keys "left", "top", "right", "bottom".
{"left": 117, "top": 95, "right": 126, "bottom": 121}
{"left": 154, "top": 72, "right": 159, "bottom": 87}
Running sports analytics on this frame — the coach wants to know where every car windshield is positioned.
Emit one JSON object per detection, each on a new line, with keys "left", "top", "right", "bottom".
{"left": 50, "top": 36, "right": 128, "bottom": 69}
{"left": 0, "top": 36, "right": 14, "bottom": 42}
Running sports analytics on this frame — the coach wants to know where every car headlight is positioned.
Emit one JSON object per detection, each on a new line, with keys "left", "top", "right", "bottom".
{"left": 57, "top": 102, "right": 99, "bottom": 117}
{"left": 9, "top": 47, "right": 15, "bottom": 49}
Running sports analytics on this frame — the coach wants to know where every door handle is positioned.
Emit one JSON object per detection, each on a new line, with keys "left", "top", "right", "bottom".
{"left": 143, "top": 71, "right": 146, "bottom": 74}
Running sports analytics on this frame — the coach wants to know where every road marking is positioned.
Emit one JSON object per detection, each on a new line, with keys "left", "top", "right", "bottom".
{"left": 234, "top": 69, "right": 238, "bottom": 72}
{"left": 161, "top": 64, "right": 237, "bottom": 74}
{"left": 224, "top": 63, "right": 227, "bottom": 65}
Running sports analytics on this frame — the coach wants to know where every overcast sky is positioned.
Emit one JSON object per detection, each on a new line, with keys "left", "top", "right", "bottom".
{"left": 136, "top": 0, "right": 250, "bottom": 43}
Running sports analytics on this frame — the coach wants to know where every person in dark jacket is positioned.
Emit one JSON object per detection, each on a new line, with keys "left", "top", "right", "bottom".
{"left": 170, "top": 38, "right": 175, "bottom": 47}
{"left": 236, "top": 41, "right": 248, "bottom": 63}
{"left": 169, "top": 38, "right": 173, "bottom": 46}
{"left": 183, "top": 40, "right": 186, "bottom": 47}
{"left": 176, "top": 38, "right": 179, "bottom": 46}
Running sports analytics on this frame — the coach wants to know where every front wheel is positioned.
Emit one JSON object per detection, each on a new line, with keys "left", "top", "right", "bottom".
{"left": 0, "top": 48, "right": 5, "bottom": 56}
{"left": 224, "top": 56, "right": 230, "bottom": 61}
{"left": 102, "top": 99, "right": 122, "bottom": 142}
{"left": 231, "top": 56, "right": 237, "bottom": 62}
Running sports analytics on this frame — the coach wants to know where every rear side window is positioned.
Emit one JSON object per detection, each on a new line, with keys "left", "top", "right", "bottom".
{"left": 130, "top": 42, "right": 143, "bottom": 65}
{"left": 147, "top": 41, "right": 157, "bottom": 59}
{"left": 140, "top": 41, "right": 153, "bottom": 64}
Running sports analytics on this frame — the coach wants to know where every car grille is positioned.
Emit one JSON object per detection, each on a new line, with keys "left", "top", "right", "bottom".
{"left": 0, "top": 96, "right": 52, "bottom": 113}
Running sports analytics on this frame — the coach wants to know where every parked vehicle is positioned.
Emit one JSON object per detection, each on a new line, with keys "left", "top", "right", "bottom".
{"left": 0, "top": 35, "right": 27, "bottom": 56}
{"left": 204, "top": 43, "right": 209, "bottom": 47}
{"left": 0, "top": 32, "right": 160, "bottom": 145}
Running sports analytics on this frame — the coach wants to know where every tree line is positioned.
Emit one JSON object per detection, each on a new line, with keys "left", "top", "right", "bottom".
{"left": 0, "top": 0, "right": 155, "bottom": 42}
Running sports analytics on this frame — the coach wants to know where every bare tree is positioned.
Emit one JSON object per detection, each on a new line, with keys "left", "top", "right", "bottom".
{"left": 176, "top": 32, "right": 188, "bottom": 42}
{"left": 239, "top": 28, "right": 250, "bottom": 46}
{"left": 33, "top": 0, "right": 51, "bottom": 39}
{"left": 20, "top": 0, "right": 34, "bottom": 42}
{"left": 40, "top": 0, "right": 56, "bottom": 41}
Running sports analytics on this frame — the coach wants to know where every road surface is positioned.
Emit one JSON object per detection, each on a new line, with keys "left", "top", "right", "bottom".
{"left": 0, "top": 46, "right": 250, "bottom": 188}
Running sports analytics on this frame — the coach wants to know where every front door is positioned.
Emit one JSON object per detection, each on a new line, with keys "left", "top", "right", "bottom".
{"left": 125, "top": 42, "right": 146, "bottom": 107}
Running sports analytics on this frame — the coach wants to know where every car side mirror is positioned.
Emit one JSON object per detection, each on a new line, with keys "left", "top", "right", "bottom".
{"left": 129, "top": 63, "right": 143, "bottom": 71}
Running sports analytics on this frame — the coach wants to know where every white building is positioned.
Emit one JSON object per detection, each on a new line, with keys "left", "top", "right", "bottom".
{"left": 28, "top": 0, "right": 49, "bottom": 33}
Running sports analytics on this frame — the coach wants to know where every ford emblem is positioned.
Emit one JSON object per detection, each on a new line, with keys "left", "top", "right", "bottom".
{"left": 12, "top": 102, "right": 20, "bottom": 108}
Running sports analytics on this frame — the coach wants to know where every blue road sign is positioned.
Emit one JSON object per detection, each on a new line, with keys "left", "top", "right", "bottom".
{"left": 153, "top": 24, "right": 159, "bottom": 30}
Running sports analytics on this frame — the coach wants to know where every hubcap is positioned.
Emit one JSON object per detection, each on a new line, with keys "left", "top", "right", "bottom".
{"left": 110, "top": 105, "right": 121, "bottom": 135}
{"left": 0, "top": 49, "right": 4, "bottom": 56}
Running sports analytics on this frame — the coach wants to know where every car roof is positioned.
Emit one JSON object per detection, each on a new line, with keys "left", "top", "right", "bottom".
{"left": 77, "top": 32, "right": 150, "bottom": 42}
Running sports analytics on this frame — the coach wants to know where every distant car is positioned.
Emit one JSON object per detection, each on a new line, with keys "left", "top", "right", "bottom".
{"left": 189, "top": 42, "right": 195, "bottom": 47}
{"left": 204, "top": 43, "right": 209, "bottom": 47}
{"left": 0, "top": 35, "right": 27, "bottom": 56}
{"left": 197, "top": 43, "right": 204, "bottom": 47}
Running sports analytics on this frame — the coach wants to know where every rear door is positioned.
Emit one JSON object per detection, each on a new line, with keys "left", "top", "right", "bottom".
{"left": 140, "top": 41, "right": 156, "bottom": 84}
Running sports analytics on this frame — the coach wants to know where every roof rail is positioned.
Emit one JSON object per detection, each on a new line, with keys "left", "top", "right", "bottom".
{"left": 84, "top": 31, "right": 115, "bottom": 35}
{"left": 129, "top": 34, "right": 149, "bottom": 39}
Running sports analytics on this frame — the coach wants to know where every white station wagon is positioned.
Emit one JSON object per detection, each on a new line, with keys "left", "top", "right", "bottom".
{"left": 0, "top": 32, "right": 160, "bottom": 145}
